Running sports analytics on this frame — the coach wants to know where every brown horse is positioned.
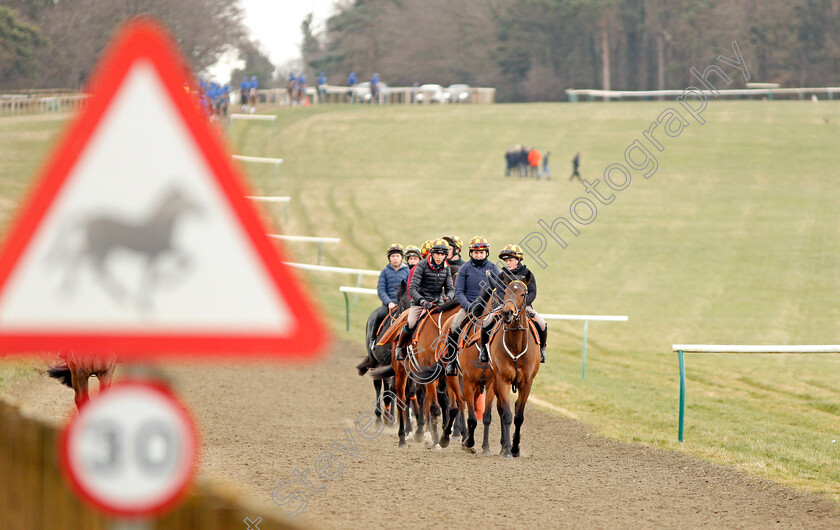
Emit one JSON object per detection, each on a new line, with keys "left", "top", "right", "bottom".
{"left": 439, "top": 310, "right": 497, "bottom": 454}
{"left": 47, "top": 352, "right": 116, "bottom": 409}
{"left": 376, "top": 288, "right": 458, "bottom": 448}
{"left": 489, "top": 277, "right": 540, "bottom": 458}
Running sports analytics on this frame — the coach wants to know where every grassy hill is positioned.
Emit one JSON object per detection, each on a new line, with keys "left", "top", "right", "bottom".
{"left": 2, "top": 100, "right": 839, "bottom": 501}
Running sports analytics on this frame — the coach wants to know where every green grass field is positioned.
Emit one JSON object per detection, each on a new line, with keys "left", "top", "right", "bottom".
{"left": 1, "top": 100, "right": 839, "bottom": 502}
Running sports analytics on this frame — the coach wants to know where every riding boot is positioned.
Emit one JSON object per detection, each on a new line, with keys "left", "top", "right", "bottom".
{"left": 444, "top": 323, "right": 460, "bottom": 376}
{"left": 478, "top": 324, "right": 492, "bottom": 363}
{"left": 538, "top": 324, "right": 548, "bottom": 364}
{"left": 395, "top": 325, "right": 413, "bottom": 361}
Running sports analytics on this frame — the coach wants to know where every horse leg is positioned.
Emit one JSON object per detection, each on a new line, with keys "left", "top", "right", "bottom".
{"left": 440, "top": 375, "right": 461, "bottom": 448}
{"left": 482, "top": 386, "right": 495, "bottom": 455}
{"left": 463, "top": 380, "right": 477, "bottom": 451}
{"left": 92, "top": 253, "right": 127, "bottom": 304}
{"left": 71, "top": 370, "right": 89, "bottom": 410}
{"left": 383, "top": 378, "right": 395, "bottom": 424}
{"left": 373, "top": 378, "right": 383, "bottom": 425}
{"left": 424, "top": 382, "right": 441, "bottom": 449}
{"left": 511, "top": 382, "right": 532, "bottom": 458}
{"left": 395, "top": 369, "right": 408, "bottom": 448}
{"left": 413, "top": 386, "right": 425, "bottom": 443}
{"left": 494, "top": 378, "right": 513, "bottom": 458}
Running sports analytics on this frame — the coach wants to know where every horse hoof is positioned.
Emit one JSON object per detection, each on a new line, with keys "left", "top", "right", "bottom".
{"left": 399, "top": 441, "right": 407, "bottom": 448}
{"left": 482, "top": 448, "right": 492, "bottom": 456}
{"left": 439, "top": 437, "right": 450, "bottom": 448}
{"left": 433, "top": 444, "right": 442, "bottom": 451}
{"left": 501, "top": 452, "right": 513, "bottom": 459}
{"left": 512, "top": 450, "right": 520, "bottom": 458}
{"left": 461, "top": 445, "right": 476, "bottom": 454}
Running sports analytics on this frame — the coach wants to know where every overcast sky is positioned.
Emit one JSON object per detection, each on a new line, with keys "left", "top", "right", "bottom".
{"left": 208, "top": 0, "right": 336, "bottom": 80}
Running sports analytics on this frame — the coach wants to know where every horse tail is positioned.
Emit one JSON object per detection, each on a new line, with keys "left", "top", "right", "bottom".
{"left": 369, "top": 364, "right": 395, "bottom": 380}
{"left": 47, "top": 364, "right": 73, "bottom": 388}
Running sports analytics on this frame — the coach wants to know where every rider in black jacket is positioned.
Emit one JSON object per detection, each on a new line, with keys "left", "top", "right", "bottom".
{"left": 395, "top": 239, "right": 455, "bottom": 360}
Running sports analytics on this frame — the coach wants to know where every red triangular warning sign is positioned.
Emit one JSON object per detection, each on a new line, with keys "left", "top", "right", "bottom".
{"left": 0, "top": 19, "right": 329, "bottom": 360}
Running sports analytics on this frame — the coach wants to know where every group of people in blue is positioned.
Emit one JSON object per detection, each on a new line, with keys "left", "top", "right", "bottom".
{"left": 360, "top": 235, "right": 548, "bottom": 378}
{"left": 191, "top": 78, "right": 231, "bottom": 121}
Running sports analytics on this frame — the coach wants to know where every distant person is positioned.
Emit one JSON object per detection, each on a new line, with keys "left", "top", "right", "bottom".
{"left": 370, "top": 72, "right": 380, "bottom": 103}
{"left": 248, "top": 76, "right": 258, "bottom": 114}
{"left": 539, "top": 151, "right": 551, "bottom": 180}
{"left": 528, "top": 147, "right": 541, "bottom": 178}
{"left": 239, "top": 76, "right": 249, "bottom": 111}
{"left": 505, "top": 148, "right": 515, "bottom": 177}
{"left": 347, "top": 71, "right": 357, "bottom": 103}
{"left": 570, "top": 152, "right": 581, "bottom": 181}
{"left": 287, "top": 72, "right": 296, "bottom": 105}
{"left": 518, "top": 145, "right": 529, "bottom": 177}
{"left": 297, "top": 72, "right": 307, "bottom": 105}
{"left": 317, "top": 71, "right": 327, "bottom": 101}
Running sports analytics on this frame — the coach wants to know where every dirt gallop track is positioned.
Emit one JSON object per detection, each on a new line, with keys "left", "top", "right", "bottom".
{"left": 7, "top": 340, "right": 840, "bottom": 529}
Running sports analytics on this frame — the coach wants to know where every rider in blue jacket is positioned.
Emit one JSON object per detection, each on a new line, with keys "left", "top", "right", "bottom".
{"left": 442, "top": 236, "right": 500, "bottom": 374}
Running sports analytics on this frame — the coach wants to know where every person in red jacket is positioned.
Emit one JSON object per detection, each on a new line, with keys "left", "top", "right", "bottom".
{"left": 528, "top": 147, "right": 541, "bottom": 178}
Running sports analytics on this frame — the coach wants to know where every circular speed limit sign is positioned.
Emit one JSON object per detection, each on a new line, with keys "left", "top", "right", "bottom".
{"left": 58, "top": 380, "right": 198, "bottom": 517}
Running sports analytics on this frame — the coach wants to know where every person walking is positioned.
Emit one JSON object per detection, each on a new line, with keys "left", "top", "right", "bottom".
{"left": 539, "top": 151, "right": 551, "bottom": 180}
{"left": 570, "top": 152, "right": 581, "bottom": 181}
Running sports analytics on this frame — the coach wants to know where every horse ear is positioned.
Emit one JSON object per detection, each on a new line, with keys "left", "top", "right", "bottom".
{"left": 399, "top": 280, "right": 406, "bottom": 296}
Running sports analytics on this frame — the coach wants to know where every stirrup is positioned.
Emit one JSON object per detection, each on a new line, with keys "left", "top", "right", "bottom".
{"left": 445, "top": 361, "right": 457, "bottom": 376}
{"left": 478, "top": 345, "right": 490, "bottom": 363}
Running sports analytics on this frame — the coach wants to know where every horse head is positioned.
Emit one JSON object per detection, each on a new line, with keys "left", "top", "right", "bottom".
{"left": 501, "top": 279, "right": 528, "bottom": 325}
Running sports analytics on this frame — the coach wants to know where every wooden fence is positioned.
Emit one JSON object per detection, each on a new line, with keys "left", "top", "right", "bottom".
{"left": 0, "top": 396, "right": 296, "bottom": 529}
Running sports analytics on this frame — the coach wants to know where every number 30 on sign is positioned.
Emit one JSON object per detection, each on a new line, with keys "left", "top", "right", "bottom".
{"left": 58, "top": 381, "right": 198, "bottom": 518}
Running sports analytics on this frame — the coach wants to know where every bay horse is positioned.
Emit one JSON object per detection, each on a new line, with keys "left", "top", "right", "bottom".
{"left": 359, "top": 303, "right": 401, "bottom": 426}
{"left": 374, "top": 283, "right": 458, "bottom": 448}
{"left": 47, "top": 352, "right": 116, "bottom": 409}
{"left": 439, "top": 308, "right": 497, "bottom": 454}
{"left": 489, "top": 275, "right": 540, "bottom": 458}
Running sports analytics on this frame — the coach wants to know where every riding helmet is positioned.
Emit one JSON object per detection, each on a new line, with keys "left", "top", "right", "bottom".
{"left": 442, "top": 235, "right": 463, "bottom": 253}
{"left": 468, "top": 236, "right": 490, "bottom": 253}
{"left": 430, "top": 238, "right": 449, "bottom": 255}
{"left": 420, "top": 240, "right": 433, "bottom": 258}
{"left": 499, "top": 244, "right": 524, "bottom": 261}
{"left": 386, "top": 243, "right": 404, "bottom": 258}
{"left": 404, "top": 245, "right": 422, "bottom": 260}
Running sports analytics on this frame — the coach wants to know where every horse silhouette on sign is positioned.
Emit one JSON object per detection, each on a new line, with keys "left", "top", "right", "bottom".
{"left": 47, "top": 187, "right": 203, "bottom": 312}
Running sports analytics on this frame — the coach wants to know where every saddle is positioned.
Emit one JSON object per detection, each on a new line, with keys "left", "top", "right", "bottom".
{"left": 376, "top": 308, "right": 441, "bottom": 347}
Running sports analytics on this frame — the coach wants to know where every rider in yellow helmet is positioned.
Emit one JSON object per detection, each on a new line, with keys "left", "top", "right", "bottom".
{"left": 395, "top": 239, "right": 454, "bottom": 361}
{"left": 404, "top": 245, "right": 422, "bottom": 268}
{"left": 473, "top": 244, "right": 547, "bottom": 363}
{"left": 443, "top": 235, "right": 465, "bottom": 276}
{"left": 441, "top": 236, "right": 500, "bottom": 375}
{"left": 358, "top": 243, "right": 409, "bottom": 374}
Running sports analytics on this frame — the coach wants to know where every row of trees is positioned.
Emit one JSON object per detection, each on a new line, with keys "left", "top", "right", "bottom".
{"left": 303, "top": 0, "right": 840, "bottom": 101}
{"left": 0, "top": 0, "right": 248, "bottom": 90}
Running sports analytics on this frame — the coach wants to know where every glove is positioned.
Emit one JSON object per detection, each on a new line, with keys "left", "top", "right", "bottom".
{"left": 420, "top": 299, "right": 431, "bottom": 309}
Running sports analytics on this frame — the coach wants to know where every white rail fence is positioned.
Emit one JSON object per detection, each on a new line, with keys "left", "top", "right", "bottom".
{"left": 248, "top": 195, "right": 290, "bottom": 223}
{"left": 268, "top": 235, "right": 339, "bottom": 265}
{"left": 543, "top": 315, "right": 628, "bottom": 378}
{"left": 672, "top": 344, "right": 840, "bottom": 441}
{"left": 232, "top": 155, "right": 283, "bottom": 179}
{"left": 566, "top": 86, "right": 840, "bottom": 102}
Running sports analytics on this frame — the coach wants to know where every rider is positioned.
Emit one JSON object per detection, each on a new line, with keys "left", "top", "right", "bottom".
{"left": 395, "top": 239, "right": 454, "bottom": 361}
{"left": 443, "top": 235, "right": 465, "bottom": 277}
{"left": 474, "top": 244, "right": 548, "bottom": 364}
{"left": 408, "top": 240, "right": 433, "bottom": 301}
{"left": 358, "top": 244, "right": 409, "bottom": 374}
{"left": 442, "top": 236, "right": 500, "bottom": 375}
{"left": 372, "top": 243, "right": 409, "bottom": 334}
{"left": 404, "top": 245, "right": 422, "bottom": 268}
